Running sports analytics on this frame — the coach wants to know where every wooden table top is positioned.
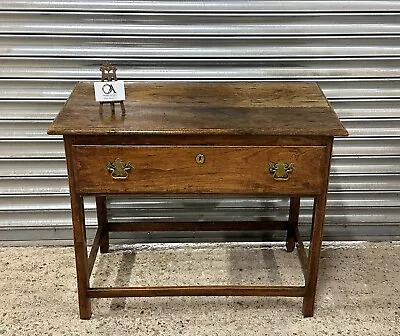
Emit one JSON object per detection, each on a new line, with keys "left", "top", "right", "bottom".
{"left": 48, "top": 81, "right": 348, "bottom": 137}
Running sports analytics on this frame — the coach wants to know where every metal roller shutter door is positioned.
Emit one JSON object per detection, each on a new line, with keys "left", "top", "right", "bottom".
{"left": 1, "top": 1, "right": 400, "bottom": 245}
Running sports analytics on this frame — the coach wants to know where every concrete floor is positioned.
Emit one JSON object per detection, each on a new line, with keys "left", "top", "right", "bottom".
{"left": 0, "top": 242, "right": 399, "bottom": 335}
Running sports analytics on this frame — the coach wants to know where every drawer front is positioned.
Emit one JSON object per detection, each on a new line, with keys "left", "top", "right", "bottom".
{"left": 72, "top": 145, "right": 327, "bottom": 195}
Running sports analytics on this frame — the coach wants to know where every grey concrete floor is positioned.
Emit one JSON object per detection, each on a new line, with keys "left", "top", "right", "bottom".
{"left": 0, "top": 242, "right": 399, "bottom": 335}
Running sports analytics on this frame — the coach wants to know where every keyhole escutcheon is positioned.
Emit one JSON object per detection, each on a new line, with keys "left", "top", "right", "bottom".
{"left": 195, "top": 153, "right": 205, "bottom": 164}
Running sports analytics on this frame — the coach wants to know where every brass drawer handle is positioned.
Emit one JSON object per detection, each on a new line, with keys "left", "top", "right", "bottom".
{"left": 195, "top": 153, "right": 205, "bottom": 164}
{"left": 268, "top": 162, "right": 295, "bottom": 181}
{"left": 105, "top": 158, "right": 133, "bottom": 180}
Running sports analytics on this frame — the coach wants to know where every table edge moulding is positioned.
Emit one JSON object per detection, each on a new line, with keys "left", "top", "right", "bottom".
{"left": 48, "top": 81, "right": 348, "bottom": 319}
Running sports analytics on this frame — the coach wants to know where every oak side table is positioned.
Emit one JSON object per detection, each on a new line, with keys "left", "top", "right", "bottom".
{"left": 48, "top": 81, "right": 347, "bottom": 319}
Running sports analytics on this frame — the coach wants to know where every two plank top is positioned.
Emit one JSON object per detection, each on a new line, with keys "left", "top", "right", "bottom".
{"left": 48, "top": 81, "right": 348, "bottom": 137}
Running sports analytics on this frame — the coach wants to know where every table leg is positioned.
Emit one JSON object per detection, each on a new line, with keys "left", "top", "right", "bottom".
{"left": 287, "top": 197, "right": 300, "bottom": 252}
{"left": 70, "top": 191, "right": 92, "bottom": 319}
{"left": 302, "top": 194, "right": 327, "bottom": 317}
{"left": 96, "top": 196, "right": 109, "bottom": 253}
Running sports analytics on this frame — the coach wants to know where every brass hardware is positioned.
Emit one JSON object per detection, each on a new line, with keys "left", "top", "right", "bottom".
{"left": 195, "top": 153, "right": 205, "bottom": 164}
{"left": 268, "top": 162, "right": 295, "bottom": 181}
{"left": 105, "top": 158, "right": 133, "bottom": 180}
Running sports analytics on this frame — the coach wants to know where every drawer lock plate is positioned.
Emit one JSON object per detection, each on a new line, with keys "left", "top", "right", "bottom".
{"left": 195, "top": 153, "right": 205, "bottom": 164}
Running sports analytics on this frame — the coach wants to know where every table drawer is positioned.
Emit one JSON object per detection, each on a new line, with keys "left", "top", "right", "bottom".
{"left": 72, "top": 145, "right": 327, "bottom": 195}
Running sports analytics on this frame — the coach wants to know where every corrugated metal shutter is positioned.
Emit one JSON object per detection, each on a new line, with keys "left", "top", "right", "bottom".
{"left": 1, "top": 1, "right": 400, "bottom": 245}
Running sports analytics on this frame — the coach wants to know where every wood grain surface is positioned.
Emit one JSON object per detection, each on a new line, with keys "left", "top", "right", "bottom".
{"left": 73, "top": 145, "right": 326, "bottom": 195}
{"left": 48, "top": 82, "right": 348, "bottom": 137}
